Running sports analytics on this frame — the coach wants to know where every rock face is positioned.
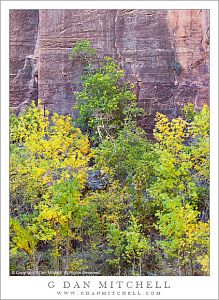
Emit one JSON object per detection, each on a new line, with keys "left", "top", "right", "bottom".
{"left": 9, "top": 9, "right": 209, "bottom": 135}
{"left": 10, "top": 10, "right": 39, "bottom": 113}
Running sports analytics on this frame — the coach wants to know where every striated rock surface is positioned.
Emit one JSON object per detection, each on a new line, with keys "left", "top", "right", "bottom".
{"left": 9, "top": 9, "right": 209, "bottom": 135}
{"left": 10, "top": 10, "right": 39, "bottom": 113}
{"left": 167, "top": 10, "right": 209, "bottom": 111}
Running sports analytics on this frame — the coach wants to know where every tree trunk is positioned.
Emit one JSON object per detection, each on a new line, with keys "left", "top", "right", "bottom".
{"left": 178, "top": 258, "right": 182, "bottom": 276}
{"left": 31, "top": 255, "right": 39, "bottom": 275}
{"left": 190, "top": 251, "right": 194, "bottom": 276}
{"left": 133, "top": 254, "right": 136, "bottom": 275}
{"left": 139, "top": 257, "right": 142, "bottom": 276}
{"left": 31, "top": 244, "right": 39, "bottom": 275}
{"left": 65, "top": 235, "right": 70, "bottom": 272}
{"left": 55, "top": 234, "right": 60, "bottom": 271}
{"left": 118, "top": 265, "right": 121, "bottom": 276}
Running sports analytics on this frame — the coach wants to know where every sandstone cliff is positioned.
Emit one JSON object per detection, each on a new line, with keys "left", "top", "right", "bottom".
{"left": 9, "top": 9, "right": 209, "bottom": 134}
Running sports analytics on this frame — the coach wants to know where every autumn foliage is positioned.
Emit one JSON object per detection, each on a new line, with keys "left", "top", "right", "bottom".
{"left": 10, "top": 42, "right": 209, "bottom": 276}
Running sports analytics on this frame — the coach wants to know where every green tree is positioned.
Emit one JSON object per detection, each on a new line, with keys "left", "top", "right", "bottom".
{"left": 10, "top": 101, "right": 92, "bottom": 273}
{"left": 123, "top": 215, "right": 151, "bottom": 275}
{"left": 94, "top": 125, "right": 157, "bottom": 232}
{"left": 10, "top": 218, "right": 40, "bottom": 273}
{"left": 68, "top": 39, "right": 97, "bottom": 65}
{"left": 106, "top": 223, "right": 125, "bottom": 275}
{"left": 69, "top": 45, "right": 144, "bottom": 144}
{"left": 150, "top": 104, "right": 210, "bottom": 275}
{"left": 106, "top": 215, "right": 151, "bottom": 276}
{"left": 155, "top": 203, "right": 209, "bottom": 275}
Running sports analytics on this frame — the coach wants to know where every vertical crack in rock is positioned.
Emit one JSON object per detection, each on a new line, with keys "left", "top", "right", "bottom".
{"left": 136, "top": 80, "right": 141, "bottom": 104}
{"left": 170, "top": 31, "right": 178, "bottom": 118}
{"left": 113, "top": 10, "right": 119, "bottom": 60}
{"left": 33, "top": 15, "right": 40, "bottom": 107}
{"left": 189, "top": 10, "right": 209, "bottom": 70}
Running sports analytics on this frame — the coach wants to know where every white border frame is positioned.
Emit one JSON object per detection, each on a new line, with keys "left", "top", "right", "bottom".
{"left": 1, "top": 1, "right": 218, "bottom": 299}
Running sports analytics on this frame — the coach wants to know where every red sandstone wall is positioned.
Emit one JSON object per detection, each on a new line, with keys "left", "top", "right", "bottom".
{"left": 9, "top": 10, "right": 39, "bottom": 111}
{"left": 9, "top": 9, "right": 209, "bottom": 134}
